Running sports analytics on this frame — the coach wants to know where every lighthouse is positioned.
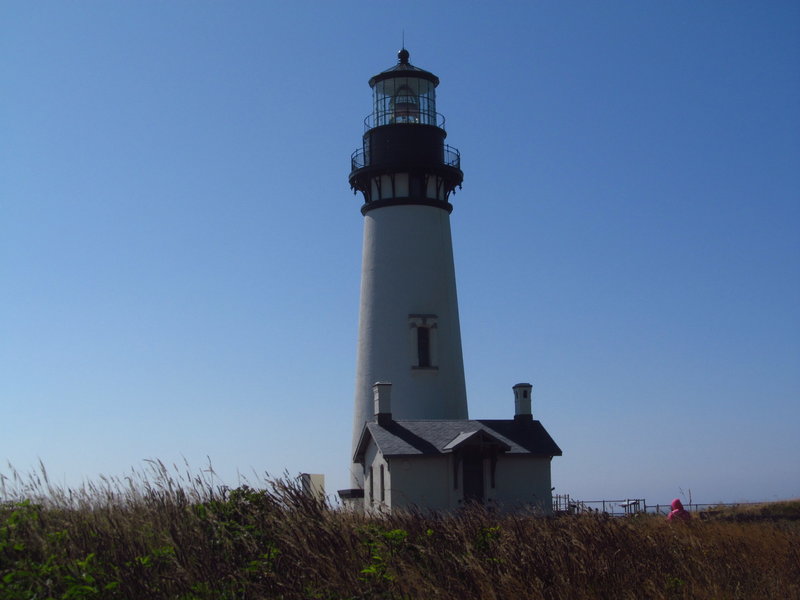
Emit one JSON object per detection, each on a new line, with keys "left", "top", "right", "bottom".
{"left": 339, "top": 50, "right": 561, "bottom": 512}
{"left": 347, "top": 49, "right": 468, "bottom": 485}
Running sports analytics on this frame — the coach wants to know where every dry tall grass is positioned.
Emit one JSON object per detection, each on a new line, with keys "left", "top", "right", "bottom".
{"left": 1, "top": 463, "right": 798, "bottom": 599}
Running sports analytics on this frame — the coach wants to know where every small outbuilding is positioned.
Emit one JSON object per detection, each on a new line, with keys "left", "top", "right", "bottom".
{"left": 350, "top": 382, "right": 562, "bottom": 514}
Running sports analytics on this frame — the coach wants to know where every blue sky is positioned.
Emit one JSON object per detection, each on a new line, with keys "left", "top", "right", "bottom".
{"left": 2, "top": 1, "right": 798, "bottom": 504}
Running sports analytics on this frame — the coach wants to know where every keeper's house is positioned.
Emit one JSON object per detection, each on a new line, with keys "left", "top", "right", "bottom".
{"left": 350, "top": 382, "right": 562, "bottom": 514}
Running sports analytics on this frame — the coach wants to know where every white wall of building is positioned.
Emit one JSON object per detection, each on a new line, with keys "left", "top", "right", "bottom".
{"left": 362, "top": 440, "right": 554, "bottom": 514}
{"left": 363, "top": 442, "right": 390, "bottom": 514}
{"left": 489, "top": 456, "right": 554, "bottom": 514}
{"left": 388, "top": 455, "right": 454, "bottom": 511}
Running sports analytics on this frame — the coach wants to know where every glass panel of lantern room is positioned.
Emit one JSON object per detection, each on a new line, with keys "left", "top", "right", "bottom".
{"left": 417, "top": 79, "right": 436, "bottom": 125}
{"left": 373, "top": 79, "right": 394, "bottom": 127}
{"left": 390, "top": 78, "right": 420, "bottom": 124}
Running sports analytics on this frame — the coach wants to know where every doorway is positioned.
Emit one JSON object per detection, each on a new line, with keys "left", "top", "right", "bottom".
{"left": 462, "top": 453, "right": 484, "bottom": 503}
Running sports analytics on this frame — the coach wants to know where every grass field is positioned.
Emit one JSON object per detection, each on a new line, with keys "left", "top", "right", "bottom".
{"left": 2, "top": 464, "right": 798, "bottom": 599}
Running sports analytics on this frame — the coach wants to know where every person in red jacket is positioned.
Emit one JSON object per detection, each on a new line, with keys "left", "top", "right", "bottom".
{"left": 667, "top": 498, "right": 691, "bottom": 522}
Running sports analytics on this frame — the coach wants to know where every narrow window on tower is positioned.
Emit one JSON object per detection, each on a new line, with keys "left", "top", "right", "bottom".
{"left": 380, "top": 465, "right": 385, "bottom": 503}
{"left": 417, "top": 326, "right": 431, "bottom": 367}
{"left": 409, "top": 314, "right": 438, "bottom": 370}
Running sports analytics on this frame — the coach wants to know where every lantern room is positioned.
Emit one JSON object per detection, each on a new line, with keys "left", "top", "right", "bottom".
{"left": 368, "top": 49, "right": 439, "bottom": 127}
{"left": 350, "top": 49, "right": 462, "bottom": 214}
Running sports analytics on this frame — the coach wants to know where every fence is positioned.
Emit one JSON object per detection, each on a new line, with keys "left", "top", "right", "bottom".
{"left": 553, "top": 494, "right": 761, "bottom": 517}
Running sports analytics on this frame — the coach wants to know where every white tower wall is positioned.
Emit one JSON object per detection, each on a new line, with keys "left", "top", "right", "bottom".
{"left": 351, "top": 204, "right": 468, "bottom": 480}
{"left": 344, "top": 49, "right": 468, "bottom": 491}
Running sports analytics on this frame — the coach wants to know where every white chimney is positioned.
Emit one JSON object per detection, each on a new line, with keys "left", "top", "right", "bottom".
{"left": 373, "top": 382, "right": 392, "bottom": 425}
{"left": 513, "top": 383, "right": 533, "bottom": 421}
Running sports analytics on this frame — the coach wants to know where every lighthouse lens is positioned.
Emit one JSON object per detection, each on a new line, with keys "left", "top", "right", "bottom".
{"left": 392, "top": 85, "right": 419, "bottom": 123}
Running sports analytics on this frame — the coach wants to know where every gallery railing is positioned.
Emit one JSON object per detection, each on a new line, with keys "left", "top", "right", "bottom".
{"left": 350, "top": 144, "right": 460, "bottom": 172}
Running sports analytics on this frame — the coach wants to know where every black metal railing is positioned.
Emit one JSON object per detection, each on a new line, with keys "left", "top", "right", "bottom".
{"left": 350, "top": 144, "right": 460, "bottom": 172}
{"left": 363, "top": 110, "right": 446, "bottom": 131}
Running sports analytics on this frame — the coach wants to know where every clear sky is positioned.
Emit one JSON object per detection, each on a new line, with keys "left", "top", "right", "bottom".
{"left": 2, "top": 1, "right": 798, "bottom": 505}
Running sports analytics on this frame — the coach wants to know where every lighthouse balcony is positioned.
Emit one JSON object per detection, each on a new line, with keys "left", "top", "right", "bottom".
{"left": 350, "top": 144, "right": 460, "bottom": 172}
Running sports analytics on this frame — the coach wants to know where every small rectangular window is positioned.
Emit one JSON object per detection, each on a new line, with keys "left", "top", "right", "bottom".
{"left": 369, "top": 466, "right": 374, "bottom": 505}
{"left": 380, "top": 465, "right": 385, "bottom": 503}
{"left": 409, "top": 314, "right": 438, "bottom": 370}
{"left": 409, "top": 173, "right": 423, "bottom": 198}
{"left": 417, "top": 326, "right": 431, "bottom": 367}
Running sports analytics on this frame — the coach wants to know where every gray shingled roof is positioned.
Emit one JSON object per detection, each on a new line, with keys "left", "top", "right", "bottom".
{"left": 354, "top": 418, "right": 562, "bottom": 462}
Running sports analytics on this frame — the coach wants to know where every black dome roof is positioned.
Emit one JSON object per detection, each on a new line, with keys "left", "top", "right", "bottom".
{"left": 368, "top": 49, "right": 439, "bottom": 88}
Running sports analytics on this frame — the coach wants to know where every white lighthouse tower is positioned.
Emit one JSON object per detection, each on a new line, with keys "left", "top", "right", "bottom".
{"left": 338, "top": 50, "right": 562, "bottom": 512}
{"left": 347, "top": 49, "right": 468, "bottom": 485}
